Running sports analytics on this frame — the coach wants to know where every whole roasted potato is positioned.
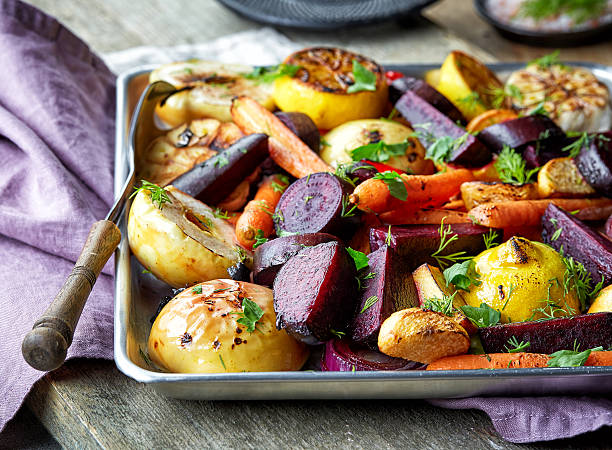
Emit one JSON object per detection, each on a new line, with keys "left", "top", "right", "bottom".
{"left": 128, "top": 185, "right": 251, "bottom": 288}
{"left": 148, "top": 279, "right": 309, "bottom": 373}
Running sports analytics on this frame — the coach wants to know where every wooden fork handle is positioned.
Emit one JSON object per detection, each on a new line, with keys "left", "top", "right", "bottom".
{"left": 22, "top": 220, "right": 121, "bottom": 371}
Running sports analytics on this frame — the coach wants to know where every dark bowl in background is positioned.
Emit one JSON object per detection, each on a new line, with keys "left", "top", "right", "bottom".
{"left": 474, "top": 0, "right": 612, "bottom": 47}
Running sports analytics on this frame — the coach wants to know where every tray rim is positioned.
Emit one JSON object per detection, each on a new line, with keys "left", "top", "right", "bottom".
{"left": 113, "top": 61, "right": 612, "bottom": 390}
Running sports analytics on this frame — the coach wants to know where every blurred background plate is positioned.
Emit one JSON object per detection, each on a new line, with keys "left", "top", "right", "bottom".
{"left": 216, "top": 0, "right": 440, "bottom": 30}
{"left": 474, "top": 0, "right": 612, "bottom": 47}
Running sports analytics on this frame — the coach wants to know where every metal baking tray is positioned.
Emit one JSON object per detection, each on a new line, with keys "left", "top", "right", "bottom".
{"left": 114, "top": 62, "right": 612, "bottom": 399}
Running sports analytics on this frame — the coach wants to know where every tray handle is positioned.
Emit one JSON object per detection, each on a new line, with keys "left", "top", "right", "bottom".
{"left": 21, "top": 220, "right": 121, "bottom": 371}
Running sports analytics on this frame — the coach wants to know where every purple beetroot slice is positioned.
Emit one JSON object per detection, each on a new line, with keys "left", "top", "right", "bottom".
{"left": 479, "top": 312, "right": 612, "bottom": 354}
{"left": 252, "top": 233, "right": 340, "bottom": 286}
{"left": 542, "top": 203, "right": 612, "bottom": 287}
{"left": 274, "top": 172, "right": 358, "bottom": 238}
{"left": 274, "top": 111, "right": 320, "bottom": 153}
{"left": 350, "top": 246, "right": 419, "bottom": 345}
{"left": 389, "top": 76, "right": 465, "bottom": 125}
{"left": 575, "top": 131, "right": 612, "bottom": 197}
{"left": 477, "top": 116, "right": 564, "bottom": 153}
{"left": 273, "top": 241, "right": 358, "bottom": 344}
{"left": 394, "top": 90, "right": 490, "bottom": 167}
{"left": 321, "top": 339, "right": 423, "bottom": 371}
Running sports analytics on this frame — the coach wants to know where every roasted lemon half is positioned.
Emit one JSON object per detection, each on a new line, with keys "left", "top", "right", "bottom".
{"left": 273, "top": 47, "right": 388, "bottom": 130}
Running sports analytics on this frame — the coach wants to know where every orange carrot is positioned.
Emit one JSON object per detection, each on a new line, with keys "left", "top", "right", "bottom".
{"left": 441, "top": 199, "right": 466, "bottom": 211}
{"left": 380, "top": 208, "right": 472, "bottom": 225}
{"left": 235, "top": 174, "right": 288, "bottom": 250}
{"left": 427, "top": 351, "right": 612, "bottom": 370}
{"left": 468, "top": 198, "right": 612, "bottom": 228}
{"left": 466, "top": 109, "right": 518, "bottom": 133}
{"left": 216, "top": 180, "right": 250, "bottom": 211}
{"left": 351, "top": 168, "right": 475, "bottom": 214}
{"left": 230, "top": 96, "right": 331, "bottom": 178}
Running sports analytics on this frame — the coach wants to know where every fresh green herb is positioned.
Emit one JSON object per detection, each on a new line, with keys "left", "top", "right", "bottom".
{"left": 501, "top": 284, "right": 517, "bottom": 311}
{"left": 341, "top": 194, "right": 358, "bottom": 217}
{"left": 548, "top": 341, "right": 604, "bottom": 367}
{"left": 230, "top": 297, "right": 264, "bottom": 333}
{"left": 320, "top": 139, "right": 331, "bottom": 147}
{"left": 385, "top": 225, "right": 393, "bottom": 247}
{"left": 356, "top": 271, "right": 376, "bottom": 290}
{"left": 431, "top": 219, "right": 471, "bottom": 270}
{"left": 334, "top": 163, "right": 362, "bottom": 187}
{"left": 457, "top": 92, "right": 484, "bottom": 111}
{"left": 131, "top": 180, "right": 172, "bottom": 210}
{"left": 443, "top": 259, "right": 481, "bottom": 291}
{"left": 351, "top": 365, "right": 356, "bottom": 372}
{"left": 142, "top": 269, "right": 152, "bottom": 274}
{"left": 373, "top": 171, "right": 407, "bottom": 201}
{"left": 409, "top": 123, "right": 436, "bottom": 144}
{"left": 459, "top": 302, "right": 501, "bottom": 328}
{"left": 551, "top": 226, "right": 563, "bottom": 241}
{"left": 520, "top": 1, "right": 606, "bottom": 25}
{"left": 423, "top": 292, "right": 457, "bottom": 317}
{"left": 528, "top": 49, "right": 566, "bottom": 69}
{"left": 570, "top": 209, "right": 580, "bottom": 215}
{"left": 347, "top": 59, "right": 377, "bottom": 93}
{"left": 562, "top": 254, "right": 604, "bottom": 310}
{"left": 528, "top": 278, "right": 576, "bottom": 321}
{"left": 213, "top": 287, "right": 231, "bottom": 293}
{"left": 350, "top": 139, "right": 411, "bottom": 163}
{"left": 213, "top": 207, "right": 231, "bottom": 219}
{"left": 424, "top": 133, "right": 471, "bottom": 167}
{"left": 347, "top": 247, "right": 369, "bottom": 271}
{"left": 360, "top": 296, "right": 380, "bottom": 314}
{"left": 218, "top": 354, "right": 226, "bottom": 370}
{"left": 505, "top": 336, "right": 531, "bottom": 353}
{"left": 562, "top": 131, "right": 591, "bottom": 158}
{"left": 252, "top": 229, "right": 268, "bottom": 249}
{"left": 386, "top": 107, "right": 398, "bottom": 121}
{"left": 139, "top": 347, "right": 153, "bottom": 367}
{"left": 490, "top": 84, "right": 524, "bottom": 109}
{"left": 528, "top": 102, "right": 550, "bottom": 117}
{"left": 192, "top": 285, "right": 203, "bottom": 294}
{"left": 277, "top": 229, "right": 298, "bottom": 237}
{"left": 214, "top": 154, "right": 229, "bottom": 168}
{"left": 330, "top": 329, "right": 346, "bottom": 338}
{"left": 495, "top": 145, "right": 539, "bottom": 185}
{"left": 271, "top": 181, "right": 287, "bottom": 193}
{"left": 244, "top": 63, "right": 301, "bottom": 83}
{"left": 483, "top": 229, "right": 499, "bottom": 250}
{"left": 183, "top": 67, "right": 193, "bottom": 75}
{"left": 272, "top": 210, "right": 284, "bottom": 223}
{"left": 235, "top": 246, "right": 247, "bottom": 263}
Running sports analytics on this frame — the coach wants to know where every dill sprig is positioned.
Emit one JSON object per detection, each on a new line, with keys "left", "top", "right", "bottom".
{"left": 131, "top": 180, "right": 172, "bottom": 210}
{"left": 431, "top": 218, "right": 471, "bottom": 269}
{"left": 494, "top": 145, "right": 539, "bottom": 185}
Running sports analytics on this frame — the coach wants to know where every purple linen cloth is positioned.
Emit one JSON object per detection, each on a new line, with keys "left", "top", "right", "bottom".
{"left": 0, "top": 1, "right": 611, "bottom": 445}
{"left": 0, "top": 0, "right": 115, "bottom": 433}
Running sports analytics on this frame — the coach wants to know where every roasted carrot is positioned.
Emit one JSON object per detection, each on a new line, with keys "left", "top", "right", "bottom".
{"left": 380, "top": 208, "right": 472, "bottom": 225}
{"left": 235, "top": 174, "right": 288, "bottom": 250}
{"left": 216, "top": 180, "right": 250, "bottom": 211}
{"left": 427, "top": 351, "right": 612, "bottom": 370}
{"left": 441, "top": 199, "right": 466, "bottom": 211}
{"left": 350, "top": 168, "right": 474, "bottom": 214}
{"left": 468, "top": 198, "right": 612, "bottom": 228}
{"left": 466, "top": 109, "right": 518, "bottom": 133}
{"left": 230, "top": 96, "right": 331, "bottom": 178}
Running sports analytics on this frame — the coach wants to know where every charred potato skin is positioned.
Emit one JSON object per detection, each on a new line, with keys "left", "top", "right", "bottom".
{"left": 460, "top": 181, "right": 539, "bottom": 210}
{"left": 378, "top": 308, "right": 470, "bottom": 364}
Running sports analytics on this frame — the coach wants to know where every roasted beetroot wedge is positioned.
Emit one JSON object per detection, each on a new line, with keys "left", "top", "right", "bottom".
{"left": 321, "top": 339, "right": 422, "bottom": 371}
{"left": 171, "top": 133, "right": 268, "bottom": 204}
{"left": 477, "top": 116, "right": 564, "bottom": 153}
{"left": 370, "top": 224, "right": 499, "bottom": 271}
{"left": 575, "top": 132, "right": 612, "bottom": 197}
{"left": 350, "top": 246, "right": 419, "bottom": 345}
{"left": 274, "top": 112, "right": 320, "bottom": 153}
{"left": 542, "top": 203, "right": 612, "bottom": 286}
{"left": 394, "top": 91, "right": 490, "bottom": 167}
{"left": 479, "top": 313, "right": 612, "bottom": 354}
{"left": 389, "top": 76, "right": 465, "bottom": 125}
{"left": 274, "top": 172, "right": 358, "bottom": 238}
{"left": 253, "top": 233, "right": 340, "bottom": 286}
{"left": 273, "top": 241, "right": 359, "bottom": 344}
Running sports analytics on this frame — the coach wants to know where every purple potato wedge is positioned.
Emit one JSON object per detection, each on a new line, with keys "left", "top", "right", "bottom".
{"left": 477, "top": 116, "right": 564, "bottom": 153}
{"left": 273, "top": 241, "right": 358, "bottom": 344}
{"left": 542, "top": 203, "right": 612, "bottom": 286}
{"left": 389, "top": 76, "right": 465, "bottom": 125}
{"left": 370, "top": 223, "right": 500, "bottom": 271}
{"left": 479, "top": 312, "right": 612, "bottom": 354}
{"left": 170, "top": 133, "right": 268, "bottom": 204}
{"left": 274, "top": 172, "right": 358, "bottom": 239}
{"left": 575, "top": 131, "right": 612, "bottom": 197}
{"left": 275, "top": 112, "right": 320, "bottom": 153}
{"left": 394, "top": 91, "right": 490, "bottom": 167}
{"left": 253, "top": 233, "right": 340, "bottom": 286}
{"left": 350, "top": 246, "right": 419, "bottom": 346}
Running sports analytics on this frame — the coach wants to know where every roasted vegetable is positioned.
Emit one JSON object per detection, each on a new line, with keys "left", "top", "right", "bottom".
{"left": 478, "top": 116, "right": 564, "bottom": 153}
{"left": 575, "top": 132, "right": 612, "bottom": 197}
{"left": 274, "top": 111, "right": 320, "bottom": 152}
{"left": 542, "top": 203, "right": 612, "bottom": 287}
{"left": 537, "top": 157, "right": 596, "bottom": 198}
{"left": 588, "top": 286, "right": 612, "bottom": 314}
{"left": 273, "top": 241, "right": 359, "bottom": 344}
{"left": 148, "top": 280, "right": 308, "bottom": 373}
{"left": 321, "top": 339, "right": 422, "bottom": 371}
{"left": 478, "top": 313, "right": 612, "bottom": 354}
{"left": 350, "top": 246, "right": 419, "bottom": 345}
{"left": 466, "top": 109, "right": 518, "bottom": 134}
{"left": 171, "top": 133, "right": 269, "bottom": 205}
{"left": 378, "top": 308, "right": 470, "bottom": 364}
{"left": 461, "top": 181, "right": 539, "bottom": 210}
{"left": 274, "top": 172, "right": 357, "bottom": 238}
{"left": 252, "top": 233, "right": 340, "bottom": 286}
{"left": 273, "top": 47, "right": 388, "bottom": 129}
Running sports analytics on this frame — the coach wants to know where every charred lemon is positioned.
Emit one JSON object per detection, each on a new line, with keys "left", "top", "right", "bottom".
{"left": 437, "top": 51, "right": 506, "bottom": 121}
{"left": 273, "top": 47, "right": 388, "bottom": 130}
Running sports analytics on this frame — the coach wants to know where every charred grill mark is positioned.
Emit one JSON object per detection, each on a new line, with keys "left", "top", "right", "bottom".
{"left": 366, "top": 129, "right": 382, "bottom": 144}
{"left": 509, "top": 237, "right": 529, "bottom": 264}
{"left": 176, "top": 127, "right": 194, "bottom": 148}
{"left": 498, "top": 285, "right": 505, "bottom": 301}
{"left": 180, "top": 332, "right": 192, "bottom": 346}
{"left": 213, "top": 339, "right": 221, "bottom": 350}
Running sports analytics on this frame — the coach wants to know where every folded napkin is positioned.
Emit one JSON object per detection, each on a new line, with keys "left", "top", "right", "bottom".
{"left": 0, "top": 0, "right": 610, "bottom": 443}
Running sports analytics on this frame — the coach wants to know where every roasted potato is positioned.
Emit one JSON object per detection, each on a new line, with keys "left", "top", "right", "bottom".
{"left": 377, "top": 308, "right": 470, "bottom": 364}
{"left": 128, "top": 186, "right": 251, "bottom": 288}
{"left": 148, "top": 279, "right": 309, "bottom": 373}
{"left": 588, "top": 285, "right": 612, "bottom": 314}
{"left": 537, "top": 157, "right": 596, "bottom": 198}
{"left": 461, "top": 181, "right": 539, "bottom": 210}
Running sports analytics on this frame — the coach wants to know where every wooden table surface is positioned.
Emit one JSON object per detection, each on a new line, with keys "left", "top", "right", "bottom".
{"left": 7, "top": 0, "right": 612, "bottom": 448}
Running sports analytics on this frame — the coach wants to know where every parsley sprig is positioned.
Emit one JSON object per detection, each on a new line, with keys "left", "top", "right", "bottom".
{"left": 346, "top": 247, "right": 369, "bottom": 271}
{"left": 494, "top": 145, "right": 539, "bottom": 185}
{"left": 348, "top": 60, "right": 377, "bottom": 93}
{"left": 460, "top": 302, "right": 501, "bottom": 328}
{"left": 548, "top": 341, "right": 603, "bottom": 367}
{"left": 230, "top": 297, "right": 264, "bottom": 333}
{"left": 528, "top": 50, "right": 566, "bottom": 69}
{"left": 131, "top": 180, "right": 172, "bottom": 210}
{"left": 350, "top": 139, "right": 411, "bottom": 163}
{"left": 424, "top": 133, "right": 471, "bottom": 168}
{"left": 373, "top": 171, "right": 408, "bottom": 201}
{"left": 443, "top": 259, "right": 481, "bottom": 292}
{"left": 244, "top": 64, "right": 301, "bottom": 83}
{"left": 252, "top": 229, "right": 268, "bottom": 249}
